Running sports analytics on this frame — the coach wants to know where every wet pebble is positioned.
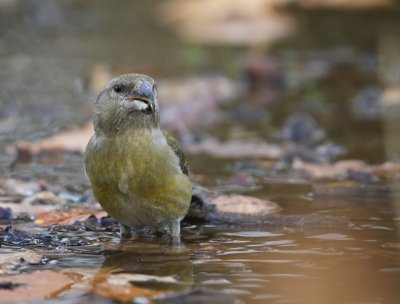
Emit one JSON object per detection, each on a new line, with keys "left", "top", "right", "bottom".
{"left": 278, "top": 113, "right": 325, "bottom": 145}
{"left": 0, "top": 228, "right": 61, "bottom": 248}
{"left": 351, "top": 85, "right": 382, "bottom": 119}
{"left": 0, "top": 207, "right": 13, "bottom": 221}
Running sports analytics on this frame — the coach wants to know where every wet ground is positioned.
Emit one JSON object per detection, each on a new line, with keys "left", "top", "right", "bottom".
{"left": 1, "top": 1, "right": 400, "bottom": 303}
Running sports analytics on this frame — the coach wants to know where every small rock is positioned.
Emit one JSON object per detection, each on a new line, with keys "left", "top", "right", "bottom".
{"left": 351, "top": 86, "right": 382, "bottom": 119}
{"left": 0, "top": 207, "right": 13, "bottom": 221}
{"left": 278, "top": 113, "right": 325, "bottom": 145}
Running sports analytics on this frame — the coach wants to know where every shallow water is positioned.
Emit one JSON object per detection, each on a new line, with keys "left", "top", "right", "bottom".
{"left": 1, "top": 1, "right": 400, "bottom": 303}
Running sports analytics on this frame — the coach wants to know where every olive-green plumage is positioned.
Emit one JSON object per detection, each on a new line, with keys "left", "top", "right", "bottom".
{"left": 84, "top": 74, "right": 192, "bottom": 238}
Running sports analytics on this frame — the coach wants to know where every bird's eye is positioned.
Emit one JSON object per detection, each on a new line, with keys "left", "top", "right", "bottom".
{"left": 113, "top": 85, "right": 122, "bottom": 93}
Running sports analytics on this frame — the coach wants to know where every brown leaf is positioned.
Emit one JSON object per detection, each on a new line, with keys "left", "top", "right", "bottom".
{"left": 35, "top": 210, "right": 107, "bottom": 226}
{"left": 0, "top": 250, "right": 45, "bottom": 275}
{"left": 209, "top": 195, "right": 281, "bottom": 215}
{"left": 6, "top": 123, "right": 94, "bottom": 155}
{"left": 0, "top": 270, "right": 77, "bottom": 301}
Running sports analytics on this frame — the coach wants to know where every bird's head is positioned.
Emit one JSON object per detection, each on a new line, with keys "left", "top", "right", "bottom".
{"left": 93, "top": 73, "right": 160, "bottom": 135}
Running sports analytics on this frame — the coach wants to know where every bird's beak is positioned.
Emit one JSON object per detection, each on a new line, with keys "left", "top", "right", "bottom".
{"left": 129, "top": 82, "right": 154, "bottom": 112}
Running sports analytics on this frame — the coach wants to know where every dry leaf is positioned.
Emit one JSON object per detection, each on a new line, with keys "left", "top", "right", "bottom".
{"left": 0, "top": 270, "right": 76, "bottom": 301}
{"left": 6, "top": 123, "right": 94, "bottom": 155}
{"left": 209, "top": 195, "right": 281, "bottom": 215}
{"left": 35, "top": 210, "right": 107, "bottom": 226}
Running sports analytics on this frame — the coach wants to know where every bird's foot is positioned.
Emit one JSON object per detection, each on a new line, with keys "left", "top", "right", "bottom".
{"left": 119, "top": 223, "right": 133, "bottom": 240}
{"left": 167, "top": 220, "right": 181, "bottom": 245}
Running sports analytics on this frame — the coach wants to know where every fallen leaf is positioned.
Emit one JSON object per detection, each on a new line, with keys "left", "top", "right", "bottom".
{"left": 5, "top": 122, "right": 94, "bottom": 155}
{"left": 0, "top": 250, "right": 45, "bottom": 275}
{"left": 209, "top": 195, "right": 281, "bottom": 215}
{"left": 0, "top": 270, "right": 77, "bottom": 302}
{"left": 187, "top": 137, "right": 283, "bottom": 159}
{"left": 35, "top": 210, "right": 107, "bottom": 226}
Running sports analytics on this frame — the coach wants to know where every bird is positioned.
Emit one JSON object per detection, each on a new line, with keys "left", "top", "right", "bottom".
{"left": 84, "top": 73, "right": 192, "bottom": 240}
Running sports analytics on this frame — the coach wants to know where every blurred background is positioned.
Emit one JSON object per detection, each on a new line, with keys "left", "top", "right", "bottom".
{"left": 1, "top": 0, "right": 400, "bottom": 164}
{"left": 1, "top": 1, "right": 400, "bottom": 303}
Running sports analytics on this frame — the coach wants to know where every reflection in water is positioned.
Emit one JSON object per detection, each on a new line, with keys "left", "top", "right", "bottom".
{"left": 95, "top": 238, "right": 194, "bottom": 293}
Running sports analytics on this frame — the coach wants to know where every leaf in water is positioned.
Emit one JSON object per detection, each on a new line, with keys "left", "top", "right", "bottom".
{"left": 0, "top": 270, "right": 77, "bottom": 302}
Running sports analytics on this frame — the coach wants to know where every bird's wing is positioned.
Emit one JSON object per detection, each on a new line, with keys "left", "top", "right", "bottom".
{"left": 163, "top": 130, "right": 190, "bottom": 176}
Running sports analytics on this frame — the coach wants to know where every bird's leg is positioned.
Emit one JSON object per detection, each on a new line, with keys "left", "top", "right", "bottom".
{"left": 119, "top": 222, "right": 132, "bottom": 240}
{"left": 168, "top": 220, "right": 181, "bottom": 245}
